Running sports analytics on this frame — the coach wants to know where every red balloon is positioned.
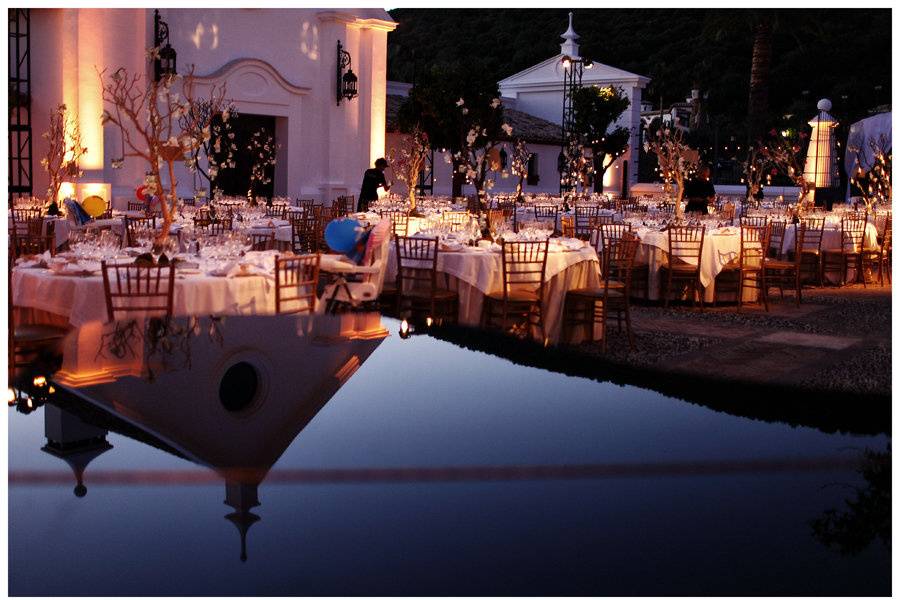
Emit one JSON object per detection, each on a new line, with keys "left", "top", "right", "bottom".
{"left": 135, "top": 185, "right": 148, "bottom": 202}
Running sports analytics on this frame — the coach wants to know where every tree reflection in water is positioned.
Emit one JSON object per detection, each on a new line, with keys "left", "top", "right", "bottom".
{"left": 811, "top": 446, "right": 891, "bottom": 555}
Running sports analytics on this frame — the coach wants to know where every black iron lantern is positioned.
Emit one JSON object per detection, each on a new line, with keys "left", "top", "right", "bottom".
{"left": 336, "top": 41, "right": 358, "bottom": 105}
{"left": 153, "top": 9, "right": 177, "bottom": 81}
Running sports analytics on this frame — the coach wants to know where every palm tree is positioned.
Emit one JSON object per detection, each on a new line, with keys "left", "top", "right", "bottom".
{"left": 747, "top": 15, "right": 774, "bottom": 141}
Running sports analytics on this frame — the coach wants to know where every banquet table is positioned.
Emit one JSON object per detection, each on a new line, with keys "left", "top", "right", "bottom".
{"left": 383, "top": 238, "right": 601, "bottom": 344}
{"left": 11, "top": 250, "right": 285, "bottom": 328}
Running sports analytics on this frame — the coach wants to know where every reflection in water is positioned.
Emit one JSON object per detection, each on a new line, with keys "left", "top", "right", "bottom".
{"left": 811, "top": 446, "right": 891, "bottom": 555}
{"left": 34, "top": 311, "right": 388, "bottom": 561}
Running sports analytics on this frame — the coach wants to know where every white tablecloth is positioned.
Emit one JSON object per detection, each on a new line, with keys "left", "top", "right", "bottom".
{"left": 384, "top": 241, "right": 600, "bottom": 343}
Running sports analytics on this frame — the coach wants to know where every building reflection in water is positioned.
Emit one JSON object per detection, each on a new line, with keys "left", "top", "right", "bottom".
{"left": 36, "top": 311, "right": 389, "bottom": 562}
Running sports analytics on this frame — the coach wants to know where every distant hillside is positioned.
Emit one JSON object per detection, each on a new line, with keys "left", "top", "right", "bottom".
{"left": 387, "top": 8, "right": 891, "bottom": 137}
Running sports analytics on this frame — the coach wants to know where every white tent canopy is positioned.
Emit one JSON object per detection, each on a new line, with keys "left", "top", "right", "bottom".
{"left": 844, "top": 111, "right": 892, "bottom": 198}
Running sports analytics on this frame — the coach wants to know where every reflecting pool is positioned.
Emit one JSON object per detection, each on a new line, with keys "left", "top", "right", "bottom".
{"left": 8, "top": 313, "right": 890, "bottom": 595}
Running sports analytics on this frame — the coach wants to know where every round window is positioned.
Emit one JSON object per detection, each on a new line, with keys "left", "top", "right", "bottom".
{"left": 219, "top": 362, "right": 259, "bottom": 412}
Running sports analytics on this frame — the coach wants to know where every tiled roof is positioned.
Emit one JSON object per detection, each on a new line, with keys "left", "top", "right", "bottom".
{"left": 386, "top": 94, "right": 563, "bottom": 145}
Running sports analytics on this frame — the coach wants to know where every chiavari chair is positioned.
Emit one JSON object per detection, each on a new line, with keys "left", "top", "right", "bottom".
{"left": 265, "top": 203, "right": 286, "bottom": 218}
{"left": 125, "top": 216, "right": 157, "bottom": 247}
{"left": 533, "top": 204, "right": 559, "bottom": 232}
{"left": 763, "top": 222, "right": 804, "bottom": 306}
{"left": 11, "top": 208, "right": 42, "bottom": 237}
{"left": 250, "top": 232, "right": 276, "bottom": 251}
{"left": 563, "top": 235, "right": 639, "bottom": 351}
{"left": 714, "top": 225, "right": 769, "bottom": 311}
{"left": 379, "top": 210, "right": 410, "bottom": 237}
{"left": 660, "top": 225, "right": 705, "bottom": 310}
{"left": 127, "top": 201, "right": 147, "bottom": 213}
{"left": 767, "top": 220, "right": 787, "bottom": 259}
{"left": 194, "top": 218, "right": 232, "bottom": 236}
{"left": 482, "top": 239, "right": 548, "bottom": 340}
{"left": 740, "top": 215, "right": 768, "bottom": 228}
{"left": 100, "top": 261, "right": 175, "bottom": 322}
{"left": 442, "top": 211, "right": 470, "bottom": 232}
{"left": 861, "top": 220, "right": 891, "bottom": 286}
{"left": 593, "top": 223, "right": 633, "bottom": 273}
{"left": 797, "top": 216, "right": 825, "bottom": 285}
{"left": 394, "top": 236, "right": 459, "bottom": 324}
{"left": 274, "top": 253, "right": 320, "bottom": 314}
{"left": 822, "top": 215, "right": 867, "bottom": 286}
{"left": 560, "top": 215, "right": 575, "bottom": 238}
{"left": 290, "top": 212, "right": 320, "bottom": 254}
{"left": 574, "top": 205, "right": 600, "bottom": 240}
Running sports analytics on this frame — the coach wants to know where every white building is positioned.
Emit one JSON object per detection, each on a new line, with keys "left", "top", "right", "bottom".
{"left": 497, "top": 13, "right": 650, "bottom": 193}
{"left": 24, "top": 8, "right": 396, "bottom": 207}
{"left": 385, "top": 13, "right": 650, "bottom": 197}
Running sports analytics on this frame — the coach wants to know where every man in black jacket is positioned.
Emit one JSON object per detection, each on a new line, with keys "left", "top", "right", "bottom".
{"left": 357, "top": 157, "right": 391, "bottom": 212}
{"left": 684, "top": 165, "right": 716, "bottom": 214}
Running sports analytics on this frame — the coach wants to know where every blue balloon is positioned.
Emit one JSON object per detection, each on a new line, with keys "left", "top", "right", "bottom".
{"left": 324, "top": 218, "right": 363, "bottom": 254}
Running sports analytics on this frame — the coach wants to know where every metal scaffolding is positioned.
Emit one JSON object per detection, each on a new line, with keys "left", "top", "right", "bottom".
{"left": 9, "top": 8, "right": 33, "bottom": 203}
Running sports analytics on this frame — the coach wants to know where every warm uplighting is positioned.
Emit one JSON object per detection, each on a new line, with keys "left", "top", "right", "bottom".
{"left": 58, "top": 181, "right": 76, "bottom": 202}
{"left": 425, "top": 317, "right": 433, "bottom": 327}
{"left": 7, "top": 388, "right": 16, "bottom": 406}
{"left": 33, "top": 376, "right": 47, "bottom": 387}
{"left": 399, "top": 319, "right": 411, "bottom": 339}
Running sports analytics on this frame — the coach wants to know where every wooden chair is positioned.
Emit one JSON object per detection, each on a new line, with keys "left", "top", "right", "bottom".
{"left": 379, "top": 210, "right": 410, "bottom": 237}
{"left": 496, "top": 201, "right": 518, "bottom": 232}
{"left": 274, "top": 254, "right": 320, "bottom": 314}
{"left": 290, "top": 212, "right": 320, "bottom": 254}
{"left": 822, "top": 216, "right": 866, "bottom": 286}
{"left": 194, "top": 218, "right": 232, "bottom": 236}
{"left": 181, "top": 196, "right": 196, "bottom": 207}
{"left": 442, "top": 211, "right": 470, "bottom": 232}
{"left": 297, "top": 198, "right": 316, "bottom": 212}
{"left": 574, "top": 205, "right": 601, "bottom": 240}
{"left": 594, "top": 223, "right": 633, "bottom": 273}
{"left": 560, "top": 216, "right": 575, "bottom": 238}
{"left": 250, "top": 232, "right": 276, "bottom": 251}
{"left": 11, "top": 208, "right": 42, "bottom": 237}
{"left": 265, "top": 204, "right": 286, "bottom": 218}
{"left": 714, "top": 225, "right": 769, "bottom": 311}
{"left": 767, "top": 220, "right": 787, "bottom": 259}
{"left": 763, "top": 222, "right": 804, "bottom": 307}
{"left": 740, "top": 215, "right": 768, "bottom": 228}
{"left": 861, "top": 221, "right": 891, "bottom": 286}
{"left": 127, "top": 201, "right": 147, "bottom": 213}
{"left": 720, "top": 202, "right": 736, "bottom": 224}
{"left": 394, "top": 236, "right": 459, "bottom": 324}
{"left": 482, "top": 240, "right": 548, "bottom": 340}
{"left": 125, "top": 216, "right": 157, "bottom": 247}
{"left": 563, "top": 235, "right": 639, "bottom": 351}
{"left": 660, "top": 225, "right": 705, "bottom": 310}
{"left": 533, "top": 204, "right": 559, "bottom": 233}
{"left": 11, "top": 227, "right": 56, "bottom": 258}
{"left": 797, "top": 216, "right": 824, "bottom": 286}
{"left": 100, "top": 261, "right": 175, "bottom": 322}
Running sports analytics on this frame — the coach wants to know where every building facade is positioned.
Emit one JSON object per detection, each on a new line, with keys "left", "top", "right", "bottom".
{"left": 26, "top": 8, "right": 395, "bottom": 206}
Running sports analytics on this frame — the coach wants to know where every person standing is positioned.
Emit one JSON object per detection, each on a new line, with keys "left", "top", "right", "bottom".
{"left": 684, "top": 165, "right": 716, "bottom": 214}
{"left": 357, "top": 157, "right": 391, "bottom": 212}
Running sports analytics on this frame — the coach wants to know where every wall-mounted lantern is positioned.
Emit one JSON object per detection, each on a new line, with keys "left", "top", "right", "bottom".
{"left": 336, "top": 41, "right": 358, "bottom": 106}
{"left": 154, "top": 9, "right": 177, "bottom": 81}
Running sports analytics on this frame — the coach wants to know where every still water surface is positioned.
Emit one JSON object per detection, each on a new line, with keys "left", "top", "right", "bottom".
{"left": 8, "top": 315, "right": 890, "bottom": 595}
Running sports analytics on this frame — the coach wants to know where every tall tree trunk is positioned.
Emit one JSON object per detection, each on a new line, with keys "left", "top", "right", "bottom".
{"left": 592, "top": 152, "right": 605, "bottom": 193}
{"left": 748, "top": 18, "right": 773, "bottom": 142}
{"left": 451, "top": 155, "right": 465, "bottom": 198}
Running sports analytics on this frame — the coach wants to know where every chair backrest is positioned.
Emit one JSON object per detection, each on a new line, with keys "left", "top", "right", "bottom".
{"left": 500, "top": 239, "right": 548, "bottom": 299}
{"left": 275, "top": 253, "right": 320, "bottom": 314}
{"left": 395, "top": 235, "right": 440, "bottom": 295}
{"left": 380, "top": 210, "right": 410, "bottom": 237}
{"left": 291, "top": 212, "right": 320, "bottom": 254}
{"left": 125, "top": 216, "right": 157, "bottom": 247}
{"left": 799, "top": 217, "right": 825, "bottom": 252}
{"left": 101, "top": 261, "right": 175, "bottom": 322}
{"left": 11, "top": 230, "right": 55, "bottom": 258}
{"left": 11, "top": 208, "right": 41, "bottom": 236}
{"left": 841, "top": 216, "right": 867, "bottom": 253}
{"left": 574, "top": 205, "right": 600, "bottom": 238}
{"left": 595, "top": 222, "right": 634, "bottom": 265}
{"left": 740, "top": 225, "right": 768, "bottom": 269}
{"left": 250, "top": 232, "right": 276, "bottom": 251}
{"left": 667, "top": 225, "right": 705, "bottom": 267}
{"left": 297, "top": 198, "right": 316, "bottom": 212}
{"left": 560, "top": 215, "right": 575, "bottom": 238}
{"left": 721, "top": 202, "right": 736, "bottom": 223}
{"left": 194, "top": 218, "right": 232, "bottom": 236}
{"left": 442, "top": 211, "right": 470, "bottom": 231}
{"left": 767, "top": 220, "right": 787, "bottom": 258}
{"left": 533, "top": 204, "right": 559, "bottom": 221}
{"left": 604, "top": 235, "right": 639, "bottom": 294}
{"left": 265, "top": 204, "right": 286, "bottom": 218}
{"left": 127, "top": 201, "right": 147, "bottom": 213}
{"left": 740, "top": 215, "right": 768, "bottom": 228}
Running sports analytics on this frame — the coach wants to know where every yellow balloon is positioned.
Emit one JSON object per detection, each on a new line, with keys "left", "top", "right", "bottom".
{"left": 81, "top": 195, "right": 108, "bottom": 218}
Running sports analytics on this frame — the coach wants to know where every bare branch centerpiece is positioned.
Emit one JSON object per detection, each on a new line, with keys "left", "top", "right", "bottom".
{"left": 40, "top": 104, "right": 88, "bottom": 216}
{"left": 645, "top": 125, "right": 700, "bottom": 223}
{"left": 848, "top": 134, "right": 892, "bottom": 215}
{"left": 388, "top": 125, "right": 430, "bottom": 216}
{"left": 247, "top": 127, "right": 279, "bottom": 205}
{"left": 762, "top": 129, "right": 813, "bottom": 219}
{"left": 99, "top": 50, "right": 230, "bottom": 250}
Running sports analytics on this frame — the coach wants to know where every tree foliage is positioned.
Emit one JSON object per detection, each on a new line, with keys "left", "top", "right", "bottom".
{"left": 572, "top": 85, "right": 631, "bottom": 192}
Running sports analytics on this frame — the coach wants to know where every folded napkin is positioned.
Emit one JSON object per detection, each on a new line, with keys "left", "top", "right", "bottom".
{"left": 209, "top": 260, "right": 274, "bottom": 279}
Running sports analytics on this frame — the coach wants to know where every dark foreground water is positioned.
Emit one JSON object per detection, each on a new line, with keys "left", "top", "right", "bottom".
{"left": 8, "top": 314, "right": 890, "bottom": 596}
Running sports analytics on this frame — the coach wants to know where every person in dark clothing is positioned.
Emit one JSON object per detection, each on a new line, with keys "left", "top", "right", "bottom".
{"left": 684, "top": 165, "right": 716, "bottom": 214}
{"left": 357, "top": 157, "right": 391, "bottom": 212}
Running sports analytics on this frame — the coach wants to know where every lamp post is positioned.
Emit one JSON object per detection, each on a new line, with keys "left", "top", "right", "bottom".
{"left": 336, "top": 41, "right": 358, "bottom": 106}
{"left": 153, "top": 9, "right": 177, "bottom": 81}
{"left": 558, "top": 12, "right": 593, "bottom": 194}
